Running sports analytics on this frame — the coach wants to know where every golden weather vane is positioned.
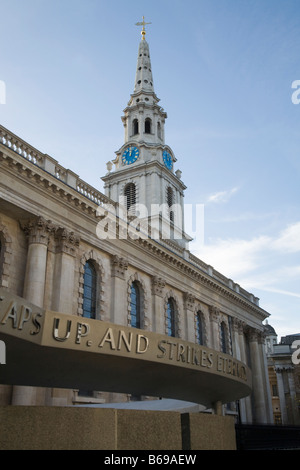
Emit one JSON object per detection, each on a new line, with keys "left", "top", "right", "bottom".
{"left": 135, "top": 16, "right": 152, "bottom": 40}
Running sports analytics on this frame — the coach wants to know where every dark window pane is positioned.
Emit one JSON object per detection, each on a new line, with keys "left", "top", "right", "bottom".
{"left": 166, "top": 299, "right": 176, "bottom": 337}
{"left": 196, "top": 312, "right": 203, "bottom": 345}
{"left": 130, "top": 282, "right": 140, "bottom": 328}
{"left": 83, "top": 261, "right": 96, "bottom": 319}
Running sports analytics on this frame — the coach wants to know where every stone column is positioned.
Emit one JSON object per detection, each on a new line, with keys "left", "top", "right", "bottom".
{"left": 249, "top": 328, "right": 268, "bottom": 423}
{"left": 110, "top": 255, "right": 128, "bottom": 325}
{"left": 183, "top": 293, "right": 195, "bottom": 342}
{"left": 52, "top": 228, "right": 80, "bottom": 314}
{"left": 275, "top": 367, "right": 288, "bottom": 424}
{"left": 12, "top": 217, "right": 52, "bottom": 406}
{"left": 287, "top": 368, "right": 298, "bottom": 424}
{"left": 237, "top": 321, "right": 252, "bottom": 423}
{"left": 22, "top": 217, "right": 53, "bottom": 307}
{"left": 259, "top": 334, "right": 274, "bottom": 423}
{"left": 209, "top": 306, "right": 220, "bottom": 351}
{"left": 151, "top": 276, "right": 165, "bottom": 334}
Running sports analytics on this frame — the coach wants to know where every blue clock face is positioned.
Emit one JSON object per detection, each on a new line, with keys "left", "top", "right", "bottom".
{"left": 163, "top": 150, "right": 173, "bottom": 170}
{"left": 122, "top": 146, "right": 139, "bottom": 165}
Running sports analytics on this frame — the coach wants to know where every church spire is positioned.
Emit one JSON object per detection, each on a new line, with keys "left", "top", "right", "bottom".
{"left": 121, "top": 19, "right": 166, "bottom": 146}
{"left": 133, "top": 37, "right": 154, "bottom": 95}
{"left": 102, "top": 18, "right": 190, "bottom": 249}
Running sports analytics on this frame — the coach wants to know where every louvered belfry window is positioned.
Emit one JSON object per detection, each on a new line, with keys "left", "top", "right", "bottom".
{"left": 124, "top": 183, "right": 136, "bottom": 213}
{"left": 167, "top": 186, "right": 174, "bottom": 222}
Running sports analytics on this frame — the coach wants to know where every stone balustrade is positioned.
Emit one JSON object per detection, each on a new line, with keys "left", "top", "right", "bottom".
{"left": 0, "top": 124, "right": 115, "bottom": 209}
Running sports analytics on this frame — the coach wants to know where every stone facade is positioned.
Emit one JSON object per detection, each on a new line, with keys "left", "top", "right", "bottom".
{"left": 0, "top": 29, "right": 274, "bottom": 424}
{"left": 264, "top": 325, "right": 300, "bottom": 425}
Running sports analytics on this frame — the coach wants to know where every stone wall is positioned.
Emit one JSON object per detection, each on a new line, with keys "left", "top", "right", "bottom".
{"left": 0, "top": 407, "right": 236, "bottom": 450}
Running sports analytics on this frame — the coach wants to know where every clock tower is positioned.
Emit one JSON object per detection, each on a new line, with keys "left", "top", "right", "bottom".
{"left": 102, "top": 18, "right": 191, "bottom": 249}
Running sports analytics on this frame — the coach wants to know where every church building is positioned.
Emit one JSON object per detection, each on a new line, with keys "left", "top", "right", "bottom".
{"left": 0, "top": 20, "right": 273, "bottom": 424}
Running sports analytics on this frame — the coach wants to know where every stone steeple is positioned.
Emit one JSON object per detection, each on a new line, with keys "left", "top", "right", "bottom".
{"left": 133, "top": 37, "right": 155, "bottom": 95}
{"left": 121, "top": 25, "right": 167, "bottom": 148}
{"left": 102, "top": 19, "right": 191, "bottom": 249}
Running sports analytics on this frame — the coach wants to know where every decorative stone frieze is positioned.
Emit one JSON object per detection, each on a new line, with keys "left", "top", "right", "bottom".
{"left": 111, "top": 255, "right": 128, "bottom": 279}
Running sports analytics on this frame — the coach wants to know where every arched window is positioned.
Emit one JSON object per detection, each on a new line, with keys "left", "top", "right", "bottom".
{"left": 124, "top": 183, "right": 136, "bottom": 212}
{"left": 132, "top": 119, "right": 139, "bottom": 135}
{"left": 130, "top": 281, "right": 141, "bottom": 328}
{"left": 196, "top": 311, "right": 204, "bottom": 345}
{"left": 166, "top": 298, "right": 176, "bottom": 337}
{"left": 145, "top": 118, "right": 152, "bottom": 134}
{"left": 167, "top": 186, "right": 174, "bottom": 222}
{"left": 82, "top": 261, "right": 97, "bottom": 319}
{"left": 220, "top": 321, "right": 227, "bottom": 353}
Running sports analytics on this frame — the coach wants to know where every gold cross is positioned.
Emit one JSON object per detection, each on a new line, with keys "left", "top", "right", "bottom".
{"left": 135, "top": 16, "right": 152, "bottom": 39}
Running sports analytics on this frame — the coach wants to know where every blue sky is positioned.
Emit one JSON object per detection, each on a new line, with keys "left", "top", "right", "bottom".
{"left": 1, "top": 0, "right": 299, "bottom": 339}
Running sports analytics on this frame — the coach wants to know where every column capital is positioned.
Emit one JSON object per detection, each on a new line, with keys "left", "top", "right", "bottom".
{"left": 111, "top": 255, "right": 128, "bottom": 279}
{"left": 209, "top": 305, "right": 220, "bottom": 323}
{"left": 247, "top": 327, "right": 265, "bottom": 343}
{"left": 183, "top": 292, "right": 195, "bottom": 310}
{"left": 21, "top": 216, "right": 54, "bottom": 245}
{"left": 55, "top": 227, "right": 80, "bottom": 257}
{"left": 151, "top": 276, "right": 166, "bottom": 297}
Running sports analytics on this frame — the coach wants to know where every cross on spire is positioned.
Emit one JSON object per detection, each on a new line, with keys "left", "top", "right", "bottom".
{"left": 135, "top": 16, "right": 152, "bottom": 40}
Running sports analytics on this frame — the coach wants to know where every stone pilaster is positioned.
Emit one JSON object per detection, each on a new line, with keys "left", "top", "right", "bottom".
{"left": 21, "top": 216, "right": 53, "bottom": 308}
{"left": 183, "top": 292, "right": 195, "bottom": 342}
{"left": 248, "top": 328, "right": 269, "bottom": 423}
{"left": 209, "top": 305, "right": 220, "bottom": 351}
{"left": 275, "top": 366, "right": 288, "bottom": 424}
{"left": 151, "top": 276, "right": 165, "bottom": 334}
{"left": 13, "top": 217, "right": 53, "bottom": 406}
{"left": 52, "top": 227, "right": 80, "bottom": 314}
{"left": 110, "top": 255, "right": 128, "bottom": 325}
{"left": 236, "top": 321, "right": 252, "bottom": 423}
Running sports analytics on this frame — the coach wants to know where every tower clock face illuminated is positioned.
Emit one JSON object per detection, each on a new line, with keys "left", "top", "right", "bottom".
{"left": 163, "top": 150, "right": 173, "bottom": 170}
{"left": 122, "top": 146, "right": 139, "bottom": 165}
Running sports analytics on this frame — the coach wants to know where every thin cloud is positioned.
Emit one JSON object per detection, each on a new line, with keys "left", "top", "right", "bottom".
{"left": 271, "top": 221, "right": 300, "bottom": 253}
{"left": 191, "top": 221, "right": 300, "bottom": 293}
{"left": 207, "top": 187, "right": 239, "bottom": 204}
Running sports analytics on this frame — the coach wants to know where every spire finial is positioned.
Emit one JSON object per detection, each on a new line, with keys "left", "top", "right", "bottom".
{"left": 135, "top": 16, "right": 152, "bottom": 40}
